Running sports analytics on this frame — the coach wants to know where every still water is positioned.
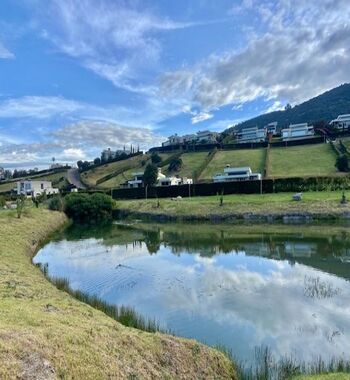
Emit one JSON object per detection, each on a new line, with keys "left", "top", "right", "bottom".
{"left": 34, "top": 222, "right": 350, "bottom": 364}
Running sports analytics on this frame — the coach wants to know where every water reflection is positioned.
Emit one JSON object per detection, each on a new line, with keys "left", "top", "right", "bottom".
{"left": 34, "top": 222, "right": 350, "bottom": 363}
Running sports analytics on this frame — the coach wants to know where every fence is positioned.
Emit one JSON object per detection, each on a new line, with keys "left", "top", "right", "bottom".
{"left": 111, "top": 176, "right": 350, "bottom": 200}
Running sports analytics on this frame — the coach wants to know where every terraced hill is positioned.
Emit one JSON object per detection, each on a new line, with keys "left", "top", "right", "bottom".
{"left": 81, "top": 142, "right": 345, "bottom": 189}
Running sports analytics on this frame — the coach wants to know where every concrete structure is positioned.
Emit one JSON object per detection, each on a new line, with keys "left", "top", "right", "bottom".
{"left": 236, "top": 127, "right": 266, "bottom": 143}
{"left": 330, "top": 114, "right": 350, "bottom": 131}
{"left": 281, "top": 123, "right": 314, "bottom": 141}
{"left": 162, "top": 130, "right": 218, "bottom": 147}
{"left": 16, "top": 180, "right": 59, "bottom": 196}
{"left": 213, "top": 166, "right": 262, "bottom": 183}
{"left": 265, "top": 122, "right": 278, "bottom": 136}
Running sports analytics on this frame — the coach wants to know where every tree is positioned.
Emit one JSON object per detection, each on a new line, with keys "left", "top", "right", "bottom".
{"left": 335, "top": 154, "right": 349, "bottom": 172}
{"left": 143, "top": 163, "right": 158, "bottom": 186}
{"left": 151, "top": 152, "right": 162, "bottom": 164}
{"left": 94, "top": 157, "right": 101, "bottom": 165}
{"left": 168, "top": 157, "right": 183, "bottom": 172}
{"left": 77, "top": 160, "right": 83, "bottom": 170}
{"left": 284, "top": 103, "right": 292, "bottom": 111}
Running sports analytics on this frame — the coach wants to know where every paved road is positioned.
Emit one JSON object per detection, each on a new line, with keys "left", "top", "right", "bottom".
{"left": 67, "top": 168, "right": 86, "bottom": 189}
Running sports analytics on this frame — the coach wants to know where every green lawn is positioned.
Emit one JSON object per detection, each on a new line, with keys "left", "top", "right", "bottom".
{"left": 116, "top": 190, "right": 350, "bottom": 219}
{"left": 200, "top": 148, "right": 266, "bottom": 180}
{"left": 268, "top": 144, "right": 339, "bottom": 178}
{"left": 81, "top": 154, "right": 149, "bottom": 186}
{"left": 0, "top": 170, "right": 68, "bottom": 193}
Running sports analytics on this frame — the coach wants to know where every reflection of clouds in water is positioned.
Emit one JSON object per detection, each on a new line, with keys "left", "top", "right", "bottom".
{"left": 35, "top": 238, "right": 350, "bottom": 362}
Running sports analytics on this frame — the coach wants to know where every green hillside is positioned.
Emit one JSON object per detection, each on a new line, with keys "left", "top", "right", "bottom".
{"left": 268, "top": 144, "right": 339, "bottom": 178}
{"left": 225, "top": 83, "right": 350, "bottom": 132}
{"left": 200, "top": 149, "right": 266, "bottom": 180}
{"left": 167, "top": 151, "right": 209, "bottom": 178}
{"left": 0, "top": 170, "right": 68, "bottom": 193}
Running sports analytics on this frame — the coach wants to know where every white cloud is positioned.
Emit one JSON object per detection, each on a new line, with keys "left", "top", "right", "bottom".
{"left": 0, "top": 120, "right": 165, "bottom": 165}
{"left": 0, "top": 96, "right": 83, "bottom": 119}
{"left": 36, "top": 0, "right": 199, "bottom": 93}
{"left": 0, "top": 41, "right": 14, "bottom": 59}
{"left": 191, "top": 111, "right": 214, "bottom": 124}
{"left": 161, "top": 0, "right": 350, "bottom": 110}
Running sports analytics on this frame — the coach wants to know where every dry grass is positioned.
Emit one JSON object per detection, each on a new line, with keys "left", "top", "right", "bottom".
{"left": 0, "top": 208, "right": 236, "bottom": 379}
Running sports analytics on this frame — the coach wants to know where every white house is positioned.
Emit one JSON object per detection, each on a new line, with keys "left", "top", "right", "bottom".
{"left": 213, "top": 166, "right": 262, "bottom": 183}
{"left": 236, "top": 127, "right": 266, "bottom": 143}
{"left": 17, "top": 180, "right": 59, "bottom": 196}
{"left": 121, "top": 169, "right": 193, "bottom": 188}
{"left": 281, "top": 123, "right": 314, "bottom": 141}
{"left": 330, "top": 114, "right": 350, "bottom": 131}
{"left": 161, "top": 130, "right": 218, "bottom": 147}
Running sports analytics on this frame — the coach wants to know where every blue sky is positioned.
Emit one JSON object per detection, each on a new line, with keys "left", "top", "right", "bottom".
{"left": 0, "top": 0, "right": 350, "bottom": 168}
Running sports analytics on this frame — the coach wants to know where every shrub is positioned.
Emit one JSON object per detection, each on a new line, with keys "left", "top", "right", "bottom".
{"left": 151, "top": 152, "right": 162, "bottom": 164}
{"left": 48, "top": 196, "right": 64, "bottom": 211}
{"left": 0, "top": 195, "right": 5, "bottom": 208}
{"left": 335, "top": 154, "right": 349, "bottom": 172}
{"left": 64, "top": 192, "right": 114, "bottom": 223}
{"left": 168, "top": 157, "right": 183, "bottom": 172}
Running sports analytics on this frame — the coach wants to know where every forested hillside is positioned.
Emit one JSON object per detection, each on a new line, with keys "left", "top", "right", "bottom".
{"left": 226, "top": 83, "right": 350, "bottom": 132}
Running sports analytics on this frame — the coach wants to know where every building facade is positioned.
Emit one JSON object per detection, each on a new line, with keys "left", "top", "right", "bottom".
{"left": 101, "top": 148, "right": 131, "bottom": 161}
{"left": 213, "top": 166, "right": 262, "bottom": 183}
{"left": 330, "top": 114, "right": 350, "bottom": 131}
{"left": 281, "top": 123, "right": 314, "bottom": 141}
{"left": 16, "top": 180, "right": 59, "bottom": 196}
{"left": 236, "top": 127, "right": 266, "bottom": 143}
{"left": 162, "top": 130, "right": 218, "bottom": 147}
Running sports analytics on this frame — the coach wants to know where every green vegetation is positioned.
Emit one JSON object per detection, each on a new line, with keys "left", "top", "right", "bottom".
{"left": 143, "top": 163, "right": 158, "bottom": 186}
{"left": 0, "top": 208, "right": 236, "bottom": 379}
{"left": 336, "top": 154, "right": 349, "bottom": 172}
{"left": 226, "top": 83, "right": 350, "bottom": 131}
{"left": 81, "top": 153, "right": 148, "bottom": 187}
{"left": 200, "top": 148, "right": 266, "bottom": 179}
{"left": 168, "top": 151, "right": 208, "bottom": 178}
{"left": 64, "top": 192, "right": 114, "bottom": 223}
{"left": 268, "top": 144, "right": 340, "bottom": 178}
{"left": 116, "top": 190, "right": 350, "bottom": 220}
{"left": 48, "top": 195, "right": 64, "bottom": 211}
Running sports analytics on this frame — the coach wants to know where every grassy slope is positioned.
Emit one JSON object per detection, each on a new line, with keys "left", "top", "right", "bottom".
{"left": 268, "top": 144, "right": 340, "bottom": 178}
{"left": 81, "top": 154, "right": 149, "bottom": 187}
{"left": 0, "top": 208, "right": 235, "bottom": 379}
{"left": 0, "top": 171, "right": 68, "bottom": 193}
{"left": 99, "top": 153, "right": 174, "bottom": 189}
{"left": 200, "top": 149, "right": 266, "bottom": 180}
{"left": 116, "top": 191, "right": 350, "bottom": 219}
{"left": 167, "top": 151, "right": 209, "bottom": 178}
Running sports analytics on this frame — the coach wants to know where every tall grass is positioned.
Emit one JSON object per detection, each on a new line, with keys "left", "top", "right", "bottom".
{"left": 36, "top": 263, "right": 162, "bottom": 333}
{"left": 216, "top": 345, "right": 350, "bottom": 380}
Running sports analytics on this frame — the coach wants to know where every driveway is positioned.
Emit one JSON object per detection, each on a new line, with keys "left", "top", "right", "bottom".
{"left": 67, "top": 168, "right": 86, "bottom": 189}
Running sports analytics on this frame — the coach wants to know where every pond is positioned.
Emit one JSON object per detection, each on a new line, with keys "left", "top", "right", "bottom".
{"left": 34, "top": 221, "right": 350, "bottom": 367}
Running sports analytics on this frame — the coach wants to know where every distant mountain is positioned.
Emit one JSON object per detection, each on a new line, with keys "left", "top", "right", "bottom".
{"left": 225, "top": 83, "right": 350, "bottom": 133}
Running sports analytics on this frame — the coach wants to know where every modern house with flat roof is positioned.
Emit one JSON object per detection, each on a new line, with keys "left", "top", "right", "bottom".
{"left": 16, "top": 180, "right": 59, "bottom": 197}
{"left": 281, "top": 123, "right": 314, "bottom": 141}
{"left": 236, "top": 127, "right": 266, "bottom": 143}
{"left": 121, "top": 169, "right": 193, "bottom": 188}
{"left": 330, "top": 114, "right": 350, "bottom": 131}
{"left": 213, "top": 166, "right": 262, "bottom": 183}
